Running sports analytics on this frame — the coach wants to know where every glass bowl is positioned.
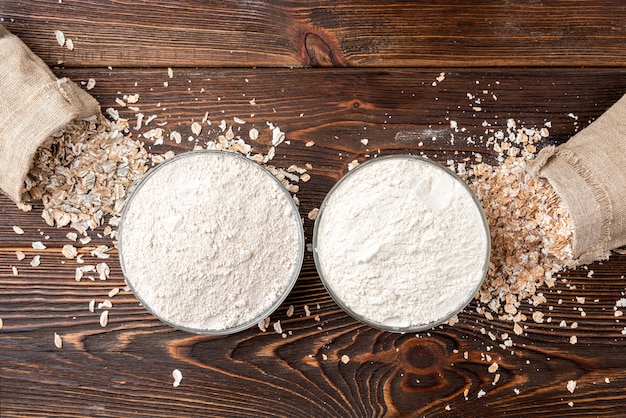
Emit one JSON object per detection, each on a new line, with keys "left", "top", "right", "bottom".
{"left": 118, "top": 150, "right": 305, "bottom": 335}
{"left": 312, "top": 155, "right": 491, "bottom": 333}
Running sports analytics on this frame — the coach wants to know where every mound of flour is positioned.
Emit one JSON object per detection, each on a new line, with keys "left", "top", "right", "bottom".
{"left": 119, "top": 151, "right": 303, "bottom": 332}
{"left": 314, "top": 156, "right": 489, "bottom": 330}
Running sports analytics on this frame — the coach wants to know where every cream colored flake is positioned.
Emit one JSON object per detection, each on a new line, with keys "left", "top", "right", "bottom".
{"left": 62, "top": 244, "right": 78, "bottom": 259}
{"left": 170, "top": 130, "right": 182, "bottom": 144}
{"left": 12, "top": 225, "right": 24, "bottom": 235}
{"left": 30, "top": 255, "right": 41, "bottom": 267}
{"left": 32, "top": 241, "right": 46, "bottom": 250}
{"left": 172, "top": 369, "right": 183, "bottom": 387}
{"left": 307, "top": 208, "right": 320, "bottom": 221}
{"left": 488, "top": 362, "right": 499, "bottom": 373}
{"left": 566, "top": 380, "right": 577, "bottom": 393}
{"left": 98, "top": 299, "right": 112, "bottom": 309}
{"left": 99, "top": 310, "right": 109, "bottom": 327}
{"left": 54, "top": 30, "right": 65, "bottom": 46}
{"left": 96, "top": 262, "right": 110, "bottom": 281}
{"left": 15, "top": 251, "right": 25, "bottom": 261}
{"left": 191, "top": 122, "right": 202, "bottom": 136}
{"left": 248, "top": 128, "right": 259, "bottom": 141}
{"left": 54, "top": 332, "right": 63, "bottom": 349}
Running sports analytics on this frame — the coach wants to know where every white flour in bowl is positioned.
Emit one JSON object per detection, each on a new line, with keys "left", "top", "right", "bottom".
{"left": 313, "top": 156, "right": 490, "bottom": 331}
{"left": 118, "top": 151, "right": 304, "bottom": 333}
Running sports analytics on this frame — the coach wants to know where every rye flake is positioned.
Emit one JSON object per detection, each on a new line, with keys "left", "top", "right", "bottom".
{"left": 24, "top": 113, "right": 149, "bottom": 235}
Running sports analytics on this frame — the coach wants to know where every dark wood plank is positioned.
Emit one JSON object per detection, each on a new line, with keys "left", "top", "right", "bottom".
{"left": 2, "top": 67, "right": 626, "bottom": 416}
{"left": 2, "top": 0, "right": 626, "bottom": 68}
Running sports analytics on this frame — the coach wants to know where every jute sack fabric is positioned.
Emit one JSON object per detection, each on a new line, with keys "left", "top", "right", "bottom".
{"left": 0, "top": 25, "right": 99, "bottom": 204}
{"left": 529, "top": 93, "right": 626, "bottom": 265}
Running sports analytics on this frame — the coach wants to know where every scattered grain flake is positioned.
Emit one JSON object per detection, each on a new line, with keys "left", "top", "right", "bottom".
{"left": 477, "top": 389, "right": 487, "bottom": 398}
{"left": 340, "top": 354, "right": 350, "bottom": 364}
{"left": 304, "top": 305, "right": 311, "bottom": 317}
{"left": 172, "top": 369, "right": 183, "bottom": 388}
{"left": 191, "top": 122, "right": 202, "bottom": 136}
{"left": 54, "top": 30, "right": 65, "bottom": 46}
{"left": 86, "top": 78, "right": 96, "bottom": 90}
{"left": 108, "top": 287, "right": 120, "bottom": 298}
{"left": 61, "top": 244, "right": 78, "bottom": 259}
{"left": 66, "top": 232, "right": 78, "bottom": 241}
{"left": 300, "top": 173, "right": 311, "bottom": 182}
{"left": 488, "top": 362, "right": 499, "bottom": 373}
{"left": 305, "top": 141, "right": 315, "bottom": 147}
{"left": 32, "top": 241, "right": 46, "bottom": 250}
{"left": 532, "top": 311, "right": 544, "bottom": 324}
{"left": 307, "top": 207, "right": 320, "bottom": 221}
{"left": 96, "top": 262, "right": 110, "bottom": 280}
{"left": 286, "top": 305, "right": 295, "bottom": 317}
{"left": 233, "top": 116, "right": 246, "bottom": 125}
{"left": 167, "top": 67, "right": 174, "bottom": 78}
{"left": 273, "top": 320, "right": 283, "bottom": 334}
{"left": 88, "top": 298, "right": 96, "bottom": 313}
{"left": 258, "top": 316, "right": 270, "bottom": 332}
{"left": 248, "top": 128, "right": 259, "bottom": 141}
{"left": 54, "top": 332, "right": 63, "bottom": 349}
{"left": 30, "top": 255, "right": 41, "bottom": 267}
{"left": 0, "top": 317, "right": 3, "bottom": 330}
{"left": 15, "top": 251, "right": 25, "bottom": 261}
{"left": 605, "top": 377, "right": 611, "bottom": 384}
{"left": 347, "top": 160, "right": 359, "bottom": 171}
{"left": 12, "top": 225, "right": 24, "bottom": 235}
{"left": 570, "top": 335, "right": 577, "bottom": 345}
{"left": 65, "top": 38, "right": 74, "bottom": 51}
{"left": 91, "top": 245, "right": 110, "bottom": 259}
{"left": 12, "top": 266, "right": 18, "bottom": 276}
{"left": 99, "top": 299, "right": 113, "bottom": 309}
{"left": 360, "top": 138, "right": 369, "bottom": 145}
{"left": 170, "top": 130, "right": 182, "bottom": 144}
{"left": 75, "top": 267, "right": 84, "bottom": 281}
{"left": 567, "top": 380, "right": 577, "bottom": 393}
{"left": 99, "top": 310, "right": 109, "bottom": 327}
{"left": 270, "top": 125, "right": 285, "bottom": 146}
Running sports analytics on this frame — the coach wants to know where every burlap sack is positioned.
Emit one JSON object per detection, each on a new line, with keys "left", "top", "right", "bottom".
{"left": 529, "top": 94, "right": 626, "bottom": 265}
{"left": 0, "top": 25, "right": 99, "bottom": 204}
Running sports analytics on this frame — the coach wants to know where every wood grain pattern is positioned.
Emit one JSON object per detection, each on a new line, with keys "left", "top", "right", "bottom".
{"left": 2, "top": 1, "right": 626, "bottom": 416}
{"left": 1, "top": 1, "right": 626, "bottom": 68}
{"left": 2, "top": 67, "right": 626, "bottom": 416}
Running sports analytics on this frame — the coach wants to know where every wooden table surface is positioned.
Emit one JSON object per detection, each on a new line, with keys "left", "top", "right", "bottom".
{"left": 2, "top": 1, "right": 626, "bottom": 417}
